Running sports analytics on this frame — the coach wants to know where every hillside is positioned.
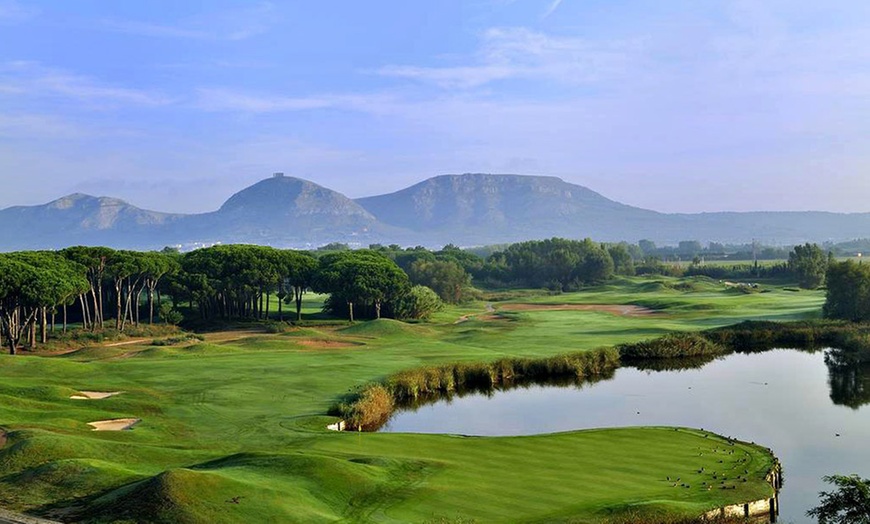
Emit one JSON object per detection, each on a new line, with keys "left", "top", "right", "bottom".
{"left": 0, "top": 193, "right": 182, "bottom": 250}
{"left": 1, "top": 173, "right": 869, "bottom": 250}
{"left": 181, "top": 174, "right": 385, "bottom": 245}
{"left": 355, "top": 173, "right": 665, "bottom": 243}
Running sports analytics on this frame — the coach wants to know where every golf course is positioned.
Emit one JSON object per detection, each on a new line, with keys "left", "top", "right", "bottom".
{"left": 0, "top": 276, "right": 826, "bottom": 523}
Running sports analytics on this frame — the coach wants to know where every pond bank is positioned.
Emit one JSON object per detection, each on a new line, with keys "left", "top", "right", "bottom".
{"left": 704, "top": 461, "right": 782, "bottom": 522}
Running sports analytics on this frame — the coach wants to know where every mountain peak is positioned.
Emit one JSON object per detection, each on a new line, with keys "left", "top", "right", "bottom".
{"left": 354, "top": 173, "right": 637, "bottom": 239}
{"left": 48, "top": 193, "right": 130, "bottom": 210}
{"left": 219, "top": 175, "right": 374, "bottom": 220}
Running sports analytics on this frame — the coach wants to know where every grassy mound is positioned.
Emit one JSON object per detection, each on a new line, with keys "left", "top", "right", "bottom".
{"left": 0, "top": 458, "right": 140, "bottom": 509}
{"left": 78, "top": 453, "right": 433, "bottom": 523}
{"left": 340, "top": 318, "right": 428, "bottom": 337}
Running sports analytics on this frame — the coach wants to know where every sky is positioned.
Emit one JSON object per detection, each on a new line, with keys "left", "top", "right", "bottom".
{"left": 2, "top": 0, "right": 870, "bottom": 214}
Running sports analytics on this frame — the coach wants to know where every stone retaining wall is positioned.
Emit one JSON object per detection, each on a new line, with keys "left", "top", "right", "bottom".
{"left": 703, "top": 460, "right": 782, "bottom": 522}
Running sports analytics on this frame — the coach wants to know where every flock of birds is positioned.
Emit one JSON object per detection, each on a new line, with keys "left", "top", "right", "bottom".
{"left": 664, "top": 437, "right": 760, "bottom": 491}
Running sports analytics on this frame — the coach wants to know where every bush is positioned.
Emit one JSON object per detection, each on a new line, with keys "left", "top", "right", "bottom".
{"left": 159, "top": 303, "right": 183, "bottom": 325}
{"left": 394, "top": 285, "right": 443, "bottom": 320}
{"left": 150, "top": 334, "right": 203, "bottom": 346}
{"left": 618, "top": 333, "right": 724, "bottom": 359}
{"left": 263, "top": 320, "right": 291, "bottom": 333}
{"left": 332, "top": 384, "right": 394, "bottom": 431}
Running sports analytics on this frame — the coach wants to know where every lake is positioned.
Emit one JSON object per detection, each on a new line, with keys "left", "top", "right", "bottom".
{"left": 381, "top": 349, "right": 870, "bottom": 524}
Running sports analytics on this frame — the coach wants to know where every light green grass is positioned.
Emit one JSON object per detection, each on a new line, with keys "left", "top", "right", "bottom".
{"left": 0, "top": 276, "right": 820, "bottom": 522}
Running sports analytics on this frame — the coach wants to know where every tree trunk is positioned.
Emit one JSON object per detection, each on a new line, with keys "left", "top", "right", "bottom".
{"left": 278, "top": 295, "right": 283, "bottom": 321}
{"left": 79, "top": 294, "right": 89, "bottom": 331}
{"left": 295, "top": 287, "right": 304, "bottom": 322}
{"left": 115, "top": 280, "right": 123, "bottom": 330}
{"left": 148, "top": 286, "right": 155, "bottom": 324}
{"left": 40, "top": 307, "right": 47, "bottom": 344}
{"left": 97, "top": 279, "right": 105, "bottom": 329}
{"left": 348, "top": 301, "right": 354, "bottom": 323}
{"left": 134, "top": 287, "right": 144, "bottom": 326}
{"left": 28, "top": 318, "right": 36, "bottom": 348}
{"left": 375, "top": 301, "right": 381, "bottom": 319}
{"left": 90, "top": 287, "right": 99, "bottom": 330}
{"left": 265, "top": 292, "right": 270, "bottom": 320}
{"left": 51, "top": 309, "right": 56, "bottom": 334}
{"left": 63, "top": 304, "right": 68, "bottom": 334}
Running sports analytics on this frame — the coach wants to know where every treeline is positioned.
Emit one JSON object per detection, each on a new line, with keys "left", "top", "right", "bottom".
{"left": 0, "top": 238, "right": 855, "bottom": 355}
{"left": 0, "top": 248, "right": 176, "bottom": 354}
{"left": 0, "top": 244, "right": 456, "bottom": 354}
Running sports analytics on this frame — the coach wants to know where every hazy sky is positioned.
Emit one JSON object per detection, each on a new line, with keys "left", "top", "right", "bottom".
{"left": 2, "top": 0, "right": 870, "bottom": 214}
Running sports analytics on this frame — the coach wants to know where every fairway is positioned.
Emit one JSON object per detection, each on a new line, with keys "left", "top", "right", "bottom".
{"left": 0, "top": 277, "right": 821, "bottom": 522}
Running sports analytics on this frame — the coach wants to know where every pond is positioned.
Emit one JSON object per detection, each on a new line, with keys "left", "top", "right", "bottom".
{"left": 381, "top": 349, "right": 870, "bottom": 524}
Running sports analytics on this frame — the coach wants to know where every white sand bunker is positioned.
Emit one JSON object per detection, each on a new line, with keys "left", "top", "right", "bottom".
{"left": 71, "top": 391, "right": 122, "bottom": 400}
{"left": 87, "top": 418, "right": 140, "bottom": 431}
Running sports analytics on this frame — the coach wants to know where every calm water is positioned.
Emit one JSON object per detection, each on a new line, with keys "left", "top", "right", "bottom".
{"left": 381, "top": 350, "right": 870, "bottom": 524}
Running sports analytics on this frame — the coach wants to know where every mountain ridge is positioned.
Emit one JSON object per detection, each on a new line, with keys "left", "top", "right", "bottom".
{"left": 1, "top": 173, "right": 869, "bottom": 250}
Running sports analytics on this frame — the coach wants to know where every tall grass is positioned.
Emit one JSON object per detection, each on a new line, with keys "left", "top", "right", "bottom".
{"left": 618, "top": 333, "right": 725, "bottom": 359}
{"left": 332, "top": 348, "right": 620, "bottom": 430}
{"left": 702, "top": 319, "right": 870, "bottom": 355}
{"left": 333, "top": 319, "right": 870, "bottom": 431}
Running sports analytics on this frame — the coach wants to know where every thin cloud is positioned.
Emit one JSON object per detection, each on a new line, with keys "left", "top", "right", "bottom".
{"left": 541, "top": 0, "right": 563, "bottom": 19}
{"left": 0, "top": 62, "right": 171, "bottom": 106}
{"left": 195, "top": 88, "right": 395, "bottom": 114}
{"left": 99, "top": 19, "right": 208, "bottom": 40}
{"left": 0, "top": 113, "right": 86, "bottom": 139}
{"left": 0, "top": 0, "right": 38, "bottom": 23}
{"left": 99, "top": 2, "right": 275, "bottom": 41}
{"left": 378, "top": 27, "right": 634, "bottom": 89}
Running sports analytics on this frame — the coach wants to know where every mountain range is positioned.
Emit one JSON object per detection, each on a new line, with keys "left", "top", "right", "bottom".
{"left": 1, "top": 173, "right": 869, "bottom": 251}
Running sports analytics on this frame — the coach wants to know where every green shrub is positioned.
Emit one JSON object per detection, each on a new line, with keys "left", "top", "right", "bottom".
{"left": 618, "top": 333, "right": 724, "bottom": 359}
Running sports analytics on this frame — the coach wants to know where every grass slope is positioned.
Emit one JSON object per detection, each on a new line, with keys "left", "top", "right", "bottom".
{"left": 0, "top": 276, "right": 820, "bottom": 522}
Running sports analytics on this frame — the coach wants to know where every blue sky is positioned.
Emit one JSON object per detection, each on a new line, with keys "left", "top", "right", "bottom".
{"left": 2, "top": 0, "right": 870, "bottom": 214}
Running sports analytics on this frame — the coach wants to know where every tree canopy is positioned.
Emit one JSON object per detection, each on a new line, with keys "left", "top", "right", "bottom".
{"left": 824, "top": 260, "right": 870, "bottom": 322}
{"left": 807, "top": 474, "right": 870, "bottom": 524}
{"left": 314, "top": 250, "right": 409, "bottom": 321}
{"left": 789, "top": 243, "right": 830, "bottom": 289}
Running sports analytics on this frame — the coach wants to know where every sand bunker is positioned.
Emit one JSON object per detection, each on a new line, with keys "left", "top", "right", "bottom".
{"left": 501, "top": 303, "right": 657, "bottom": 316}
{"left": 70, "top": 391, "right": 122, "bottom": 400}
{"left": 87, "top": 418, "right": 140, "bottom": 431}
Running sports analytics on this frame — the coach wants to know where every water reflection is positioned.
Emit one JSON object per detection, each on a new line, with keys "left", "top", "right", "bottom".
{"left": 381, "top": 349, "right": 870, "bottom": 524}
{"left": 826, "top": 350, "right": 870, "bottom": 409}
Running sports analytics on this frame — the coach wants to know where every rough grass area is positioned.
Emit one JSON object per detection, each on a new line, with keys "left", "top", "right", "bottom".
{"left": 618, "top": 333, "right": 725, "bottom": 359}
{"left": 0, "top": 276, "right": 823, "bottom": 522}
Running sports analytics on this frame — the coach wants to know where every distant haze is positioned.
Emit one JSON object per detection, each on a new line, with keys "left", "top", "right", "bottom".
{"left": 2, "top": 1, "right": 870, "bottom": 213}
{"left": 2, "top": 174, "right": 870, "bottom": 251}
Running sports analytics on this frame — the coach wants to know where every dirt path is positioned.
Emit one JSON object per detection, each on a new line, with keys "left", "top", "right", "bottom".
{"left": 103, "top": 339, "right": 148, "bottom": 347}
{"left": 454, "top": 303, "right": 495, "bottom": 324}
{"left": 200, "top": 328, "right": 267, "bottom": 343}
